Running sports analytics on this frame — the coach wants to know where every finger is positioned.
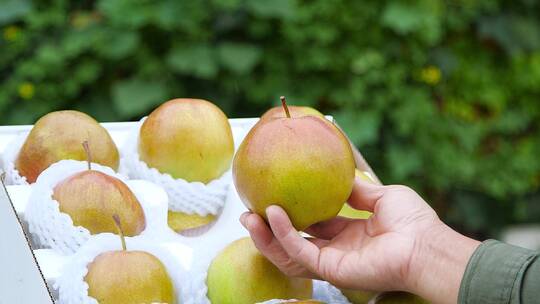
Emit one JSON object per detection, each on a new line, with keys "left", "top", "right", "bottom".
{"left": 347, "top": 178, "right": 386, "bottom": 212}
{"left": 242, "top": 212, "right": 311, "bottom": 274}
{"left": 304, "top": 216, "right": 354, "bottom": 240}
{"left": 266, "top": 205, "right": 322, "bottom": 275}
{"left": 243, "top": 213, "right": 290, "bottom": 262}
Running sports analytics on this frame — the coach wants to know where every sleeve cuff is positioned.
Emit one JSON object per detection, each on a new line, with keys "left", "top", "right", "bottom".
{"left": 458, "top": 239, "right": 538, "bottom": 304}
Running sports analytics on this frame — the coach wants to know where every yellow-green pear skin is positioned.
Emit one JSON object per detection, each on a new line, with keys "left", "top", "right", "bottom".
{"left": 167, "top": 210, "right": 215, "bottom": 232}
{"left": 85, "top": 250, "right": 175, "bottom": 304}
{"left": 261, "top": 105, "right": 324, "bottom": 121}
{"left": 139, "top": 98, "right": 234, "bottom": 183}
{"left": 340, "top": 289, "right": 376, "bottom": 304}
{"left": 207, "top": 237, "right": 313, "bottom": 304}
{"left": 233, "top": 115, "right": 355, "bottom": 230}
{"left": 53, "top": 170, "right": 146, "bottom": 235}
{"left": 375, "top": 292, "right": 430, "bottom": 304}
{"left": 338, "top": 169, "right": 374, "bottom": 219}
{"left": 281, "top": 301, "right": 326, "bottom": 304}
{"left": 16, "top": 110, "right": 119, "bottom": 183}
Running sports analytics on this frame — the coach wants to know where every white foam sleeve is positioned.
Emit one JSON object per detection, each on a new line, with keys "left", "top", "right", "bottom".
{"left": 25, "top": 160, "right": 170, "bottom": 255}
{"left": 1, "top": 131, "right": 29, "bottom": 185}
{"left": 56, "top": 234, "right": 191, "bottom": 304}
{"left": 120, "top": 118, "right": 231, "bottom": 217}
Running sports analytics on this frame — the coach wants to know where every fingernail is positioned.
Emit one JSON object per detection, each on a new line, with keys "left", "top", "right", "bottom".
{"left": 239, "top": 213, "right": 248, "bottom": 228}
{"left": 265, "top": 205, "right": 278, "bottom": 217}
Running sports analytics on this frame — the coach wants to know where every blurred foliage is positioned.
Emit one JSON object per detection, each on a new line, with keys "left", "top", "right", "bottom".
{"left": 1, "top": 0, "right": 539, "bottom": 237}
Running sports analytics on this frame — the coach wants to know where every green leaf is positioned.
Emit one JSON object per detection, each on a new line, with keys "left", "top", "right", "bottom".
{"left": 167, "top": 44, "right": 218, "bottom": 78}
{"left": 112, "top": 79, "right": 167, "bottom": 118}
{"left": 96, "top": 30, "right": 139, "bottom": 59}
{"left": 381, "top": 0, "right": 442, "bottom": 43}
{"left": 478, "top": 15, "right": 540, "bottom": 54}
{"left": 246, "top": 0, "right": 295, "bottom": 18}
{"left": 0, "top": 0, "right": 31, "bottom": 24}
{"left": 218, "top": 43, "right": 262, "bottom": 74}
{"left": 333, "top": 109, "right": 381, "bottom": 146}
{"left": 97, "top": 0, "right": 154, "bottom": 28}
{"left": 386, "top": 145, "right": 422, "bottom": 180}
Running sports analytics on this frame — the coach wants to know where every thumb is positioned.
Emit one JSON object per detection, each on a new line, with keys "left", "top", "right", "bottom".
{"left": 347, "top": 178, "right": 386, "bottom": 212}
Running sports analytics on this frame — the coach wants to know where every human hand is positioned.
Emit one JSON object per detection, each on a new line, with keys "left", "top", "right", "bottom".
{"left": 239, "top": 178, "right": 480, "bottom": 304}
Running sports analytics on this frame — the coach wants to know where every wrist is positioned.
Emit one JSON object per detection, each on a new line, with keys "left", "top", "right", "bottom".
{"left": 406, "top": 222, "right": 481, "bottom": 304}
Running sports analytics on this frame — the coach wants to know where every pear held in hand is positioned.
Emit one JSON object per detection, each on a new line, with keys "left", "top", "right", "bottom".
{"left": 233, "top": 97, "right": 356, "bottom": 230}
{"left": 207, "top": 237, "right": 313, "bottom": 304}
{"left": 139, "top": 98, "right": 234, "bottom": 184}
{"left": 16, "top": 110, "right": 119, "bottom": 183}
{"left": 52, "top": 142, "right": 145, "bottom": 235}
{"left": 85, "top": 215, "right": 175, "bottom": 304}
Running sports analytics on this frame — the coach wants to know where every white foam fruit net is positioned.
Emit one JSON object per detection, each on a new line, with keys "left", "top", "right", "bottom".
{"left": 1, "top": 131, "right": 29, "bottom": 185}
{"left": 25, "top": 160, "right": 169, "bottom": 255}
{"left": 120, "top": 118, "right": 230, "bottom": 217}
{"left": 56, "top": 234, "right": 191, "bottom": 304}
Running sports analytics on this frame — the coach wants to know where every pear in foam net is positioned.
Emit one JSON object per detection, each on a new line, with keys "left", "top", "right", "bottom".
{"left": 139, "top": 98, "right": 234, "bottom": 232}
{"left": 52, "top": 142, "right": 145, "bottom": 236}
{"left": 84, "top": 215, "right": 175, "bottom": 304}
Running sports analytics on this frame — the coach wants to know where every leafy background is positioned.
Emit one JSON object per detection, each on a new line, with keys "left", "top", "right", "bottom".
{"left": 1, "top": 0, "right": 539, "bottom": 239}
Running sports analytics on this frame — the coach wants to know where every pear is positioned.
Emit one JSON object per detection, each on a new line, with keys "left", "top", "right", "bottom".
{"left": 16, "top": 110, "right": 119, "bottom": 183}
{"left": 52, "top": 142, "right": 145, "bottom": 235}
{"left": 207, "top": 237, "right": 312, "bottom": 304}
{"left": 233, "top": 97, "right": 355, "bottom": 230}
{"left": 139, "top": 98, "right": 234, "bottom": 183}
{"left": 85, "top": 215, "right": 175, "bottom": 304}
{"left": 167, "top": 210, "right": 215, "bottom": 232}
{"left": 340, "top": 289, "right": 376, "bottom": 304}
{"left": 260, "top": 104, "right": 324, "bottom": 121}
{"left": 280, "top": 301, "right": 325, "bottom": 304}
{"left": 337, "top": 169, "right": 374, "bottom": 219}
{"left": 374, "top": 292, "right": 429, "bottom": 303}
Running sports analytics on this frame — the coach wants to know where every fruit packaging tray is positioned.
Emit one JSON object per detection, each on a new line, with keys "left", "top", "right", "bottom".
{"left": 0, "top": 118, "right": 354, "bottom": 304}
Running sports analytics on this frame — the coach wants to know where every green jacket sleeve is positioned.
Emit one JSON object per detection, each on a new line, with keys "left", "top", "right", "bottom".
{"left": 458, "top": 239, "right": 540, "bottom": 304}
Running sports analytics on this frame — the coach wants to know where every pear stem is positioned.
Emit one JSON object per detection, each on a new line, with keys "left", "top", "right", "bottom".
{"left": 112, "top": 214, "right": 127, "bottom": 251}
{"left": 82, "top": 141, "right": 92, "bottom": 170}
{"left": 280, "top": 96, "right": 291, "bottom": 118}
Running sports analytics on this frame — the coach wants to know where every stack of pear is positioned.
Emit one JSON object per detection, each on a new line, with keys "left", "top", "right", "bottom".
{"left": 52, "top": 143, "right": 145, "bottom": 235}
{"left": 16, "top": 110, "right": 119, "bottom": 183}
{"left": 207, "top": 237, "right": 313, "bottom": 304}
{"left": 84, "top": 216, "right": 175, "bottom": 304}
{"left": 138, "top": 98, "right": 234, "bottom": 232}
{"left": 233, "top": 97, "right": 355, "bottom": 230}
